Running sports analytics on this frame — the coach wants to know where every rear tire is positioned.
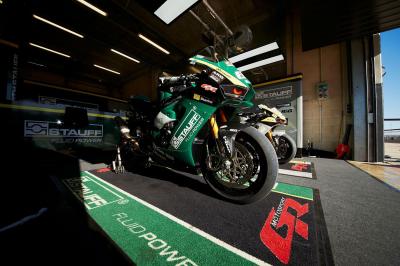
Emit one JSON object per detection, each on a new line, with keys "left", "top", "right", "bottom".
{"left": 202, "top": 127, "right": 278, "bottom": 204}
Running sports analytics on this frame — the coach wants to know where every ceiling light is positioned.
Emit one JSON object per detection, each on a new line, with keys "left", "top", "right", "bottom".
{"left": 29, "top": 42, "right": 71, "bottom": 58}
{"left": 111, "top": 49, "right": 140, "bottom": 63}
{"left": 138, "top": 34, "right": 170, "bottom": 54}
{"left": 93, "top": 64, "right": 120, "bottom": 75}
{"left": 154, "top": 0, "right": 199, "bottom": 24}
{"left": 237, "top": 54, "right": 284, "bottom": 72}
{"left": 28, "top": 61, "right": 47, "bottom": 67}
{"left": 76, "top": 0, "right": 107, "bottom": 16}
{"left": 229, "top": 42, "right": 279, "bottom": 63}
{"left": 33, "top": 15, "right": 84, "bottom": 38}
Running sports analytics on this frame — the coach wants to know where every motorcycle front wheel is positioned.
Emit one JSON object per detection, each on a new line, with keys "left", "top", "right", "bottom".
{"left": 201, "top": 127, "right": 278, "bottom": 204}
{"left": 275, "top": 133, "right": 297, "bottom": 164}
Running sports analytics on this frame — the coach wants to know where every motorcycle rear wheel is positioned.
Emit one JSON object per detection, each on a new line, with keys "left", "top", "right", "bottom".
{"left": 201, "top": 127, "right": 278, "bottom": 204}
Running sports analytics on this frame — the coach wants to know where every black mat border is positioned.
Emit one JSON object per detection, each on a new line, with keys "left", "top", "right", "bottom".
{"left": 313, "top": 189, "right": 335, "bottom": 266}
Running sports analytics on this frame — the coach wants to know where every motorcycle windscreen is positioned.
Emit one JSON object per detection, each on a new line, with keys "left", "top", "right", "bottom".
{"left": 189, "top": 55, "right": 251, "bottom": 89}
{"left": 189, "top": 55, "right": 255, "bottom": 103}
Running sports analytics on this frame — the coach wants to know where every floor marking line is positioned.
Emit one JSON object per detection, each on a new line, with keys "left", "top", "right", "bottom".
{"left": 84, "top": 171, "right": 271, "bottom": 266}
{"left": 279, "top": 169, "right": 313, "bottom": 178}
{"left": 271, "top": 190, "right": 313, "bottom": 201}
{"left": 81, "top": 173, "right": 125, "bottom": 200}
{"left": 289, "top": 160, "right": 312, "bottom": 165}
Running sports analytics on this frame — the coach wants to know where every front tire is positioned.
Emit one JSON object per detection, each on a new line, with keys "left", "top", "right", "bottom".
{"left": 275, "top": 133, "right": 297, "bottom": 164}
{"left": 201, "top": 127, "right": 278, "bottom": 204}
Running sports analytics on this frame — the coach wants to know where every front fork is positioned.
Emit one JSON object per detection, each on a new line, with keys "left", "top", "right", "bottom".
{"left": 266, "top": 130, "right": 274, "bottom": 143}
{"left": 256, "top": 122, "right": 277, "bottom": 148}
{"left": 209, "top": 114, "right": 235, "bottom": 157}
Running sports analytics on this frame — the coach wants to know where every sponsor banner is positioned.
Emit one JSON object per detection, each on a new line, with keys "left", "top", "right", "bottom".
{"left": 0, "top": 103, "right": 121, "bottom": 151}
{"left": 24, "top": 120, "right": 103, "bottom": 144}
{"left": 254, "top": 77, "right": 303, "bottom": 149}
{"left": 279, "top": 161, "right": 316, "bottom": 179}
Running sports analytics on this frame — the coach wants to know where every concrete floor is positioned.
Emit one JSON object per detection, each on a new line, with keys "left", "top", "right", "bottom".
{"left": 278, "top": 158, "right": 400, "bottom": 265}
{"left": 348, "top": 160, "right": 400, "bottom": 191}
{"left": 385, "top": 142, "right": 400, "bottom": 161}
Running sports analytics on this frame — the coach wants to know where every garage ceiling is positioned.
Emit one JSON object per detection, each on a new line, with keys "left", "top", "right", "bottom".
{"left": 0, "top": 0, "right": 282, "bottom": 92}
{"left": 301, "top": 0, "right": 400, "bottom": 50}
{"left": 2, "top": 0, "right": 397, "bottom": 95}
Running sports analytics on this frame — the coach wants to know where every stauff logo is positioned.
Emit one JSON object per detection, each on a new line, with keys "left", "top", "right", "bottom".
{"left": 25, "top": 121, "right": 49, "bottom": 136}
{"left": 24, "top": 120, "right": 103, "bottom": 138}
{"left": 170, "top": 109, "right": 201, "bottom": 149}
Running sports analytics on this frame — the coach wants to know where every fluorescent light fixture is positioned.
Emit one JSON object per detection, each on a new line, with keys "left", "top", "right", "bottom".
{"left": 229, "top": 42, "right": 279, "bottom": 63}
{"left": 33, "top": 15, "right": 84, "bottom": 38}
{"left": 111, "top": 49, "right": 140, "bottom": 63}
{"left": 154, "top": 0, "right": 199, "bottom": 24}
{"left": 138, "top": 34, "right": 170, "bottom": 54}
{"left": 237, "top": 54, "right": 284, "bottom": 72}
{"left": 76, "top": 0, "right": 107, "bottom": 16}
{"left": 94, "top": 64, "right": 120, "bottom": 75}
{"left": 28, "top": 61, "right": 47, "bottom": 67}
{"left": 29, "top": 42, "right": 71, "bottom": 58}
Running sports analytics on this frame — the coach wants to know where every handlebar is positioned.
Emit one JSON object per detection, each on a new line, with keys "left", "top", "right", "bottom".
{"left": 237, "top": 111, "right": 267, "bottom": 121}
{"left": 159, "top": 74, "right": 197, "bottom": 85}
{"left": 158, "top": 74, "right": 198, "bottom": 93}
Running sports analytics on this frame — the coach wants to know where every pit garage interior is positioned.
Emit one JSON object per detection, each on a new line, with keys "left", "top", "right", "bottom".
{"left": 1, "top": 0, "right": 399, "bottom": 265}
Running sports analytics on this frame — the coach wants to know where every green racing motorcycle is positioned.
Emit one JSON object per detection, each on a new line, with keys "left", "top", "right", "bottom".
{"left": 114, "top": 50, "right": 278, "bottom": 203}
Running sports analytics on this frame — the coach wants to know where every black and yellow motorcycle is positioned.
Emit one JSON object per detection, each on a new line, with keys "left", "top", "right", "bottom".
{"left": 240, "top": 104, "right": 297, "bottom": 164}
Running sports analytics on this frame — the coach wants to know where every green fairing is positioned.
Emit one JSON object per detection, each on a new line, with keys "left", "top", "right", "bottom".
{"left": 161, "top": 100, "right": 177, "bottom": 120}
{"left": 159, "top": 91, "right": 172, "bottom": 101}
{"left": 189, "top": 55, "right": 255, "bottom": 107}
{"left": 164, "top": 98, "right": 216, "bottom": 166}
{"left": 153, "top": 56, "right": 256, "bottom": 166}
{"left": 244, "top": 88, "right": 255, "bottom": 103}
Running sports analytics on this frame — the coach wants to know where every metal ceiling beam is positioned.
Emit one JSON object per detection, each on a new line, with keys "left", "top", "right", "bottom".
{"left": 189, "top": 10, "right": 225, "bottom": 46}
{"left": 202, "top": 0, "right": 233, "bottom": 36}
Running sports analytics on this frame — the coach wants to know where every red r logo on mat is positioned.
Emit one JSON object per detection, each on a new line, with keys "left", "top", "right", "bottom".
{"left": 291, "top": 163, "right": 309, "bottom": 171}
{"left": 260, "top": 198, "right": 309, "bottom": 264}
